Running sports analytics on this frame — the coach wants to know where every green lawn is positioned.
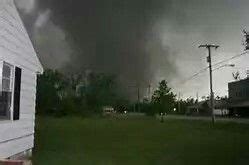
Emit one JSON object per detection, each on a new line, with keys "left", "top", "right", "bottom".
{"left": 33, "top": 116, "right": 249, "bottom": 165}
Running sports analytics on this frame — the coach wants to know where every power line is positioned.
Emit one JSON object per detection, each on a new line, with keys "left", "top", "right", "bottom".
{"left": 212, "top": 64, "right": 233, "bottom": 72}
{"left": 182, "top": 66, "right": 209, "bottom": 83}
{"left": 182, "top": 51, "right": 248, "bottom": 84}
{"left": 212, "top": 51, "right": 248, "bottom": 67}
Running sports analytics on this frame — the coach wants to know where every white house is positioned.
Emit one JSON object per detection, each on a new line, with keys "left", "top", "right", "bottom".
{"left": 0, "top": 0, "right": 43, "bottom": 159}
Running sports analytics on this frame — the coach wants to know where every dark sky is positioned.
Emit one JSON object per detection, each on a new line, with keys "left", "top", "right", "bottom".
{"left": 15, "top": 0, "right": 249, "bottom": 99}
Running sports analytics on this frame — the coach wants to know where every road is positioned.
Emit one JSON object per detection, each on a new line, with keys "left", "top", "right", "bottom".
{"left": 162, "top": 115, "right": 249, "bottom": 124}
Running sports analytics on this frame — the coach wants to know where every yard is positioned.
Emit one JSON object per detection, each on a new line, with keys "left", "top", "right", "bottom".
{"left": 33, "top": 116, "right": 249, "bottom": 165}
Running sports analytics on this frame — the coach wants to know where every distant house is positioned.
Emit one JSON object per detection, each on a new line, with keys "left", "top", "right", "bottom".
{"left": 228, "top": 78, "right": 249, "bottom": 100}
{"left": 187, "top": 99, "right": 229, "bottom": 116}
{"left": 188, "top": 78, "right": 249, "bottom": 117}
{"left": 0, "top": 0, "right": 43, "bottom": 159}
{"left": 228, "top": 78, "right": 249, "bottom": 116}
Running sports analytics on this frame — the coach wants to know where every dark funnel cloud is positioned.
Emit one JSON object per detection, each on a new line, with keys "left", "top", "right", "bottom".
{"left": 17, "top": 0, "right": 249, "bottom": 98}
{"left": 17, "top": 0, "right": 178, "bottom": 87}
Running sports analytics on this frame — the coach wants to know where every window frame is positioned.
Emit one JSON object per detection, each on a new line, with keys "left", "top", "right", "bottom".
{"left": 0, "top": 61, "right": 15, "bottom": 121}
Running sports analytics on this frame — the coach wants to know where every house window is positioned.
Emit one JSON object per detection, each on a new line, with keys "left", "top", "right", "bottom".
{"left": 0, "top": 62, "right": 14, "bottom": 120}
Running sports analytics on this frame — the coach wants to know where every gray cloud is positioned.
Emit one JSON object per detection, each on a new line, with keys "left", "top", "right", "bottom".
{"left": 15, "top": 0, "right": 35, "bottom": 14}
{"left": 19, "top": 0, "right": 178, "bottom": 88}
{"left": 33, "top": 18, "right": 71, "bottom": 69}
{"left": 15, "top": 0, "right": 71, "bottom": 70}
{"left": 15, "top": 0, "right": 249, "bottom": 98}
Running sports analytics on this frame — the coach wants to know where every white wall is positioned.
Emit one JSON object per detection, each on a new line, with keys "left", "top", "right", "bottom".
{"left": 0, "top": 0, "right": 42, "bottom": 158}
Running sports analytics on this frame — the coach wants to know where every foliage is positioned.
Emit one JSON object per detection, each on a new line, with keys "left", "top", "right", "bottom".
{"left": 140, "top": 102, "right": 153, "bottom": 116}
{"left": 175, "top": 97, "right": 197, "bottom": 114}
{"left": 36, "top": 69, "right": 67, "bottom": 115}
{"left": 85, "top": 73, "right": 118, "bottom": 109}
{"left": 113, "top": 98, "right": 130, "bottom": 113}
{"left": 36, "top": 69, "right": 126, "bottom": 116}
{"left": 37, "top": 70, "right": 180, "bottom": 117}
{"left": 151, "top": 80, "right": 176, "bottom": 114}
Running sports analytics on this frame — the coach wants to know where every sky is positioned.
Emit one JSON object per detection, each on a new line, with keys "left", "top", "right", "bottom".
{"left": 14, "top": 0, "right": 249, "bottom": 100}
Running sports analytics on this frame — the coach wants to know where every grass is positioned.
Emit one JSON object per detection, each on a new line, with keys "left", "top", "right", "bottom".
{"left": 33, "top": 116, "right": 249, "bottom": 165}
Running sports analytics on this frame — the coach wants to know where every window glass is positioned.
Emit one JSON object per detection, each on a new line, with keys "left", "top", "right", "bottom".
{"left": 0, "top": 62, "right": 13, "bottom": 119}
{"left": 2, "top": 64, "right": 11, "bottom": 79}
{"left": 2, "top": 78, "right": 11, "bottom": 92}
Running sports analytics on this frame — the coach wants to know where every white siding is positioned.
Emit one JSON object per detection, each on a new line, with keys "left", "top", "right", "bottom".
{"left": 0, "top": 0, "right": 43, "bottom": 158}
{"left": 0, "top": 120, "right": 34, "bottom": 143}
{"left": 0, "top": 135, "right": 34, "bottom": 159}
{"left": 0, "top": 68, "right": 37, "bottom": 158}
{"left": 0, "top": 0, "right": 43, "bottom": 73}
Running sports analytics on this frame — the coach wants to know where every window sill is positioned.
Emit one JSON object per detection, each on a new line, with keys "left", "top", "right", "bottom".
{"left": 0, "top": 117, "right": 12, "bottom": 124}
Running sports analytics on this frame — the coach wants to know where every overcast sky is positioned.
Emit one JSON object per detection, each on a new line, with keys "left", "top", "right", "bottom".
{"left": 15, "top": 0, "right": 249, "bottom": 99}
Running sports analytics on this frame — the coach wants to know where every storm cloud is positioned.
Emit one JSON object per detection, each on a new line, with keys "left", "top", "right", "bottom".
{"left": 15, "top": 0, "right": 249, "bottom": 98}
{"left": 15, "top": 0, "right": 178, "bottom": 86}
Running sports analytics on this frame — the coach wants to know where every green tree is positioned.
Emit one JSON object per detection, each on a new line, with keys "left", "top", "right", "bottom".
{"left": 85, "top": 73, "right": 120, "bottom": 112}
{"left": 36, "top": 69, "right": 67, "bottom": 114}
{"left": 175, "top": 97, "right": 197, "bottom": 114}
{"left": 36, "top": 69, "right": 129, "bottom": 116}
{"left": 152, "top": 80, "right": 176, "bottom": 114}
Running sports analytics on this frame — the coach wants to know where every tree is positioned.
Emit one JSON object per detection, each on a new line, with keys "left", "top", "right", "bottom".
{"left": 175, "top": 97, "right": 197, "bottom": 114}
{"left": 151, "top": 80, "right": 176, "bottom": 114}
{"left": 36, "top": 69, "right": 67, "bottom": 114}
{"left": 85, "top": 73, "right": 120, "bottom": 111}
{"left": 36, "top": 69, "right": 128, "bottom": 116}
{"left": 232, "top": 71, "right": 240, "bottom": 81}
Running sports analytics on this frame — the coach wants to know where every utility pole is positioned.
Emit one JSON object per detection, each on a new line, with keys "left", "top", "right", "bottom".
{"left": 129, "top": 83, "right": 140, "bottom": 112}
{"left": 196, "top": 92, "right": 199, "bottom": 114}
{"left": 148, "top": 84, "right": 151, "bottom": 101}
{"left": 137, "top": 84, "right": 140, "bottom": 102}
{"left": 199, "top": 44, "right": 219, "bottom": 124}
{"left": 137, "top": 83, "right": 140, "bottom": 112}
{"left": 178, "top": 92, "right": 181, "bottom": 113}
{"left": 196, "top": 92, "right": 199, "bottom": 102}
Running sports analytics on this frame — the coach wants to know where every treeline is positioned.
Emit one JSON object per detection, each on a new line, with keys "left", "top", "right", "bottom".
{"left": 36, "top": 69, "right": 128, "bottom": 116}
{"left": 36, "top": 69, "right": 195, "bottom": 117}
